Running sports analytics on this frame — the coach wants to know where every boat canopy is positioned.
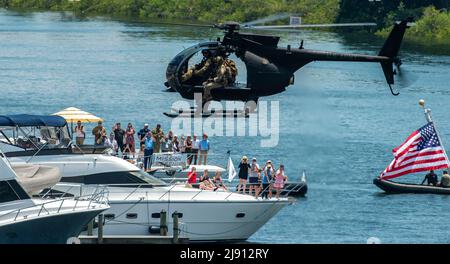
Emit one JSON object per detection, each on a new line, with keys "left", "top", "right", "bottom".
{"left": 0, "top": 115, "right": 67, "bottom": 127}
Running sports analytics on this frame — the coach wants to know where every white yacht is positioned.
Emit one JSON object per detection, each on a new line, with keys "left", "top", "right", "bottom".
{"left": 0, "top": 114, "right": 290, "bottom": 242}
{"left": 0, "top": 149, "right": 108, "bottom": 244}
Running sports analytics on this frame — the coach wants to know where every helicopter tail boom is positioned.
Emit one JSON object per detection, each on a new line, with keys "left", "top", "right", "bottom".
{"left": 378, "top": 18, "right": 412, "bottom": 94}
{"left": 378, "top": 18, "right": 412, "bottom": 59}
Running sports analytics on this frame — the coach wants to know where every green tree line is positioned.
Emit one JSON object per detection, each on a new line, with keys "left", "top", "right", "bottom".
{"left": 0, "top": 0, "right": 449, "bottom": 44}
{"left": 0, "top": 0, "right": 340, "bottom": 23}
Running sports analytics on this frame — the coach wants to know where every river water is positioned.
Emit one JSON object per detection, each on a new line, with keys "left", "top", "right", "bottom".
{"left": 1, "top": 9, "right": 450, "bottom": 243}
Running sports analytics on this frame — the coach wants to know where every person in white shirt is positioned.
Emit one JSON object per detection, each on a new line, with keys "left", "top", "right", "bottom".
{"left": 106, "top": 132, "right": 118, "bottom": 156}
{"left": 179, "top": 135, "right": 186, "bottom": 153}
{"left": 192, "top": 134, "right": 200, "bottom": 165}
{"left": 74, "top": 120, "right": 85, "bottom": 145}
{"left": 172, "top": 135, "right": 180, "bottom": 153}
{"left": 248, "top": 157, "right": 260, "bottom": 198}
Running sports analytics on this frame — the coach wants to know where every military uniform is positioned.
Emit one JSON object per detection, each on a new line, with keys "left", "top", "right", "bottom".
{"left": 203, "top": 56, "right": 227, "bottom": 102}
{"left": 224, "top": 59, "right": 238, "bottom": 84}
{"left": 181, "top": 57, "right": 214, "bottom": 82}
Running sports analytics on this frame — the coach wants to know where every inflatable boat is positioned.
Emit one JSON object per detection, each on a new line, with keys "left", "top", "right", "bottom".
{"left": 373, "top": 177, "right": 450, "bottom": 195}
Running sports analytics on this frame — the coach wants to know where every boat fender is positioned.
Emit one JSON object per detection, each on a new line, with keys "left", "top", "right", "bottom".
{"left": 66, "top": 237, "right": 81, "bottom": 244}
{"left": 148, "top": 226, "right": 161, "bottom": 234}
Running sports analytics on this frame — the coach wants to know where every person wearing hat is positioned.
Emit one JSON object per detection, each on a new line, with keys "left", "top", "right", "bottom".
{"left": 138, "top": 123, "right": 150, "bottom": 148}
{"left": 92, "top": 120, "right": 106, "bottom": 146}
{"left": 143, "top": 132, "right": 154, "bottom": 170}
{"left": 198, "top": 133, "right": 210, "bottom": 165}
{"left": 248, "top": 157, "right": 261, "bottom": 197}
{"left": 261, "top": 160, "right": 275, "bottom": 199}
{"left": 237, "top": 156, "right": 251, "bottom": 194}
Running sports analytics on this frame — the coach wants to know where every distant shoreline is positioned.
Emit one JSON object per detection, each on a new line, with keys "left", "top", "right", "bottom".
{"left": 1, "top": 2, "right": 449, "bottom": 47}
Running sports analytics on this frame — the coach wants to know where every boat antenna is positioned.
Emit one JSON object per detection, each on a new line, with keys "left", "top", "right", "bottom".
{"left": 419, "top": 99, "right": 450, "bottom": 167}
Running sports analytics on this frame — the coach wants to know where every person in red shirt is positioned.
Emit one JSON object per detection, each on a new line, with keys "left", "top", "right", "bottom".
{"left": 187, "top": 167, "right": 197, "bottom": 186}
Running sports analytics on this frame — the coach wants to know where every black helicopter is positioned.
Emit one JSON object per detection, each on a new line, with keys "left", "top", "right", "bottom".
{"left": 164, "top": 17, "right": 413, "bottom": 117}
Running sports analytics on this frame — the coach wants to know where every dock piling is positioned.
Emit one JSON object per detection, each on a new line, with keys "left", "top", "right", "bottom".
{"left": 97, "top": 214, "right": 104, "bottom": 244}
{"left": 172, "top": 211, "right": 179, "bottom": 244}
{"left": 160, "top": 210, "right": 167, "bottom": 236}
{"left": 87, "top": 219, "right": 93, "bottom": 236}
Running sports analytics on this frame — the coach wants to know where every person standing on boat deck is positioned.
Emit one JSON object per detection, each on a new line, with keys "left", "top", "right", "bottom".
{"left": 164, "top": 130, "right": 174, "bottom": 152}
{"left": 108, "top": 132, "right": 118, "bottom": 156}
{"left": 422, "top": 170, "right": 438, "bottom": 186}
{"left": 185, "top": 136, "right": 193, "bottom": 165}
{"left": 151, "top": 124, "right": 164, "bottom": 153}
{"left": 143, "top": 132, "right": 154, "bottom": 171}
{"left": 192, "top": 134, "right": 200, "bottom": 165}
{"left": 248, "top": 157, "right": 260, "bottom": 197}
{"left": 138, "top": 123, "right": 150, "bottom": 148}
{"left": 198, "top": 134, "right": 210, "bottom": 165}
{"left": 186, "top": 167, "right": 197, "bottom": 187}
{"left": 274, "top": 164, "right": 288, "bottom": 199}
{"left": 92, "top": 121, "right": 106, "bottom": 146}
{"left": 440, "top": 171, "right": 450, "bottom": 188}
{"left": 172, "top": 135, "right": 180, "bottom": 153}
{"left": 113, "top": 123, "right": 125, "bottom": 154}
{"left": 125, "top": 123, "right": 136, "bottom": 157}
{"left": 102, "top": 133, "right": 111, "bottom": 147}
{"left": 180, "top": 135, "right": 186, "bottom": 153}
{"left": 237, "top": 156, "right": 251, "bottom": 194}
{"left": 261, "top": 160, "right": 275, "bottom": 199}
{"left": 74, "top": 120, "right": 85, "bottom": 145}
{"left": 137, "top": 144, "right": 145, "bottom": 169}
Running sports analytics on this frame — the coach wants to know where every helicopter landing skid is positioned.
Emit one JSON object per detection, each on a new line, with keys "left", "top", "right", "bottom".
{"left": 163, "top": 108, "right": 251, "bottom": 118}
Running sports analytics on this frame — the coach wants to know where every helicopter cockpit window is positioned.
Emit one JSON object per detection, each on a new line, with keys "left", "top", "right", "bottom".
{"left": 180, "top": 49, "right": 217, "bottom": 86}
{"left": 180, "top": 49, "right": 242, "bottom": 89}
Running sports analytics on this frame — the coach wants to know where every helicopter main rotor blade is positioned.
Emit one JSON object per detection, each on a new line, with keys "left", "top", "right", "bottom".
{"left": 129, "top": 19, "right": 213, "bottom": 29}
{"left": 250, "top": 22, "right": 377, "bottom": 29}
{"left": 242, "top": 13, "right": 292, "bottom": 27}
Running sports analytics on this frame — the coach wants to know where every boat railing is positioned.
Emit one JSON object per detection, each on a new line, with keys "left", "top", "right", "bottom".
{"left": 244, "top": 180, "right": 306, "bottom": 198}
{"left": 157, "top": 184, "right": 178, "bottom": 200}
{"left": 120, "top": 152, "right": 232, "bottom": 172}
{"left": 0, "top": 186, "right": 109, "bottom": 223}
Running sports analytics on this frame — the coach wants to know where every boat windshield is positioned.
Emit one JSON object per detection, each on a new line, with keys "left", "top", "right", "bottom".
{"left": 0, "top": 125, "right": 71, "bottom": 150}
{"left": 130, "top": 170, "right": 167, "bottom": 186}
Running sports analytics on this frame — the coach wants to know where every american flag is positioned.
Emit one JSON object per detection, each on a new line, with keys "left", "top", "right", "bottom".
{"left": 380, "top": 122, "right": 449, "bottom": 180}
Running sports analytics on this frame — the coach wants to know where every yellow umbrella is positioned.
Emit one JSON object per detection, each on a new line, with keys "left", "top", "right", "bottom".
{"left": 52, "top": 107, "right": 103, "bottom": 123}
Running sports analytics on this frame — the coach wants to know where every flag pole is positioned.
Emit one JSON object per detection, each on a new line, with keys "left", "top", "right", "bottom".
{"left": 419, "top": 99, "right": 450, "bottom": 167}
